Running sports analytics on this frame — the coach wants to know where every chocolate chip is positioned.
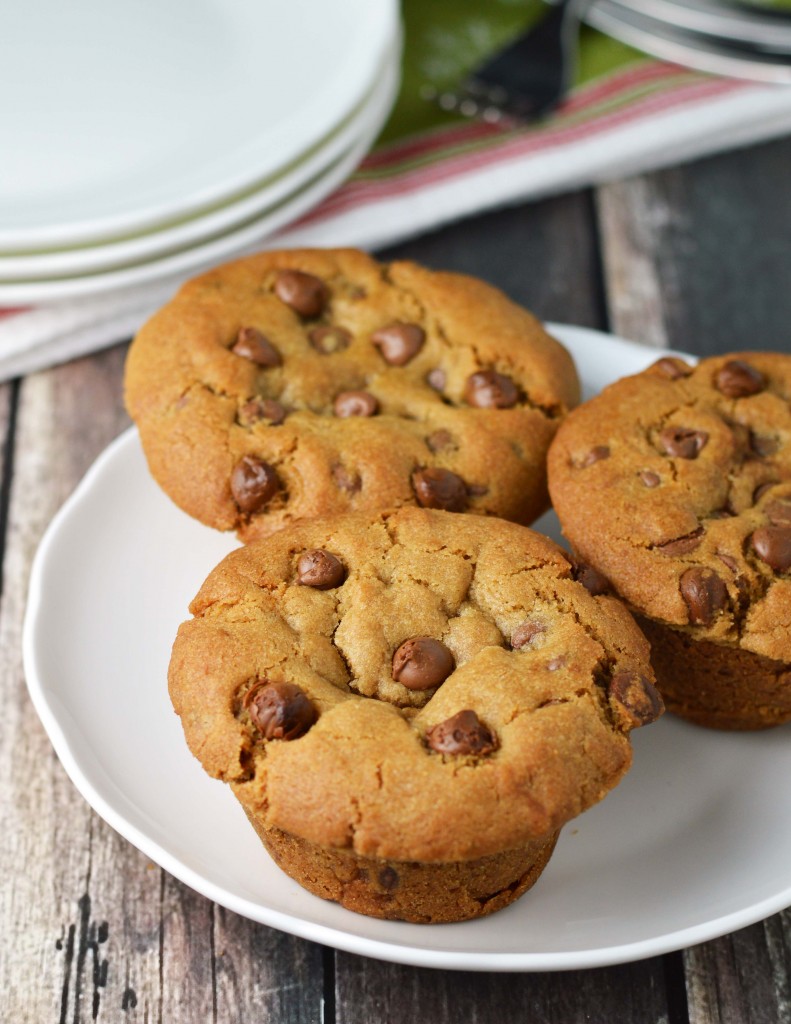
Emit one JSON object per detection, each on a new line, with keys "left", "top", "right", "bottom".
{"left": 512, "top": 620, "right": 545, "bottom": 649}
{"left": 297, "top": 549, "right": 345, "bottom": 589}
{"left": 426, "top": 710, "right": 498, "bottom": 756}
{"left": 378, "top": 867, "right": 399, "bottom": 891}
{"left": 464, "top": 370, "right": 519, "bottom": 409}
{"left": 230, "top": 455, "right": 280, "bottom": 513}
{"left": 651, "top": 357, "right": 694, "bottom": 380}
{"left": 371, "top": 322, "right": 425, "bottom": 365}
{"left": 715, "top": 359, "right": 766, "bottom": 398}
{"left": 232, "top": 327, "right": 282, "bottom": 367}
{"left": 466, "top": 483, "right": 488, "bottom": 497}
{"left": 640, "top": 470, "right": 661, "bottom": 488}
{"left": 332, "top": 464, "right": 361, "bottom": 493}
{"left": 425, "top": 430, "right": 455, "bottom": 453}
{"left": 573, "top": 562, "right": 610, "bottom": 596}
{"left": 717, "top": 552, "right": 739, "bottom": 573}
{"left": 608, "top": 670, "right": 663, "bottom": 728}
{"left": 751, "top": 526, "right": 791, "bottom": 573}
{"left": 333, "top": 390, "right": 379, "bottom": 418}
{"left": 240, "top": 398, "right": 286, "bottom": 426}
{"left": 766, "top": 500, "right": 791, "bottom": 526}
{"left": 411, "top": 467, "right": 468, "bottom": 512}
{"left": 274, "top": 270, "right": 328, "bottom": 318}
{"left": 244, "top": 680, "right": 316, "bottom": 740}
{"left": 658, "top": 426, "right": 709, "bottom": 459}
{"left": 580, "top": 445, "right": 610, "bottom": 467}
{"left": 309, "top": 325, "right": 351, "bottom": 354}
{"left": 427, "top": 368, "right": 446, "bottom": 391}
{"left": 679, "top": 567, "right": 728, "bottom": 626}
{"left": 656, "top": 527, "right": 704, "bottom": 556}
{"left": 392, "top": 637, "right": 454, "bottom": 690}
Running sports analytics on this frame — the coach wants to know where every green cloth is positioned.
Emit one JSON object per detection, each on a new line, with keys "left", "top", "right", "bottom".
{"left": 381, "top": 0, "right": 645, "bottom": 144}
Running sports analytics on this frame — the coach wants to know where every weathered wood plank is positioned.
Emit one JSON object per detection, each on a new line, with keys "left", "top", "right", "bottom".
{"left": 597, "top": 135, "right": 791, "bottom": 357}
{"left": 685, "top": 915, "right": 791, "bottom": 1024}
{"left": 213, "top": 907, "right": 324, "bottom": 1024}
{"left": 334, "top": 954, "right": 671, "bottom": 1024}
{"left": 0, "top": 351, "right": 124, "bottom": 1022}
{"left": 0, "top": 379, "right": 17, "bottom": 589}
{"left": 0, "top": 344, "right": 324, "bottom": 1023}
{"left": 596, "top": 178, "right": 673, "bottom": 349}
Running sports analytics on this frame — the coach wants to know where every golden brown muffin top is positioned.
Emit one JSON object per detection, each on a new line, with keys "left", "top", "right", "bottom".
{"left": 125, "top": 248, "right": 579, "bottom": 541}
{"left": 548, "top": 352, "right": 791, "bottom": 662}
{"left": 168, "top": 508, "right": 660, "bottom": 863}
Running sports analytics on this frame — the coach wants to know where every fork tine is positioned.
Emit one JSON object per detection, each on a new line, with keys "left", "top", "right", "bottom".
{"left": 464, "top": 1, "right": 574, "bottom": 118}
{"left": 423, "top": 0, "right": 581, "bottom": 125}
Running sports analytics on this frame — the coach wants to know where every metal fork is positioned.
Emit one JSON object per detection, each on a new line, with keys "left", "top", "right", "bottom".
{"left": 421, "top": 0, "right": 585, "bottom": 125}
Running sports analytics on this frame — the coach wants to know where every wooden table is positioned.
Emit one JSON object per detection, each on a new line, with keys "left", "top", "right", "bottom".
{"left": 2, "top": 135, "right": 790, "bottom": 1024}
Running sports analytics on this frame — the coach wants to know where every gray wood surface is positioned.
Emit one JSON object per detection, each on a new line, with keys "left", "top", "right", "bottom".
{"left": 598, "top": 136, "right": 791, "bottom": 358}
{"left": 333, "top": 955, "right": 672, "bottom": 1024}
{"left": 685, "top": 917, "right": 791, "bottom": 1024}
{"left": 1, "top": 136, "right": 790, "bottom": 1022}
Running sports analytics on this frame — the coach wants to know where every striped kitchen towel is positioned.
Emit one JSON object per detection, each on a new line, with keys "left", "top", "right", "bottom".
{"left": 2, "top": 0, "right": 791, "bottom": 381}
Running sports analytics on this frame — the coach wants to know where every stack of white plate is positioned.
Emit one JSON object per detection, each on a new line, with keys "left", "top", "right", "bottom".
{"left": 587, "top": 0, "right": 791, "bottom": 83}
{"left": 0, "top": 0, "right": 401, "bottom": 305}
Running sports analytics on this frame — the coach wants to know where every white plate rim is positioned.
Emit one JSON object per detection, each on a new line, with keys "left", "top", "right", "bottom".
{"left": 0, "top": 48, "right": 399, "bottom": 279}
{"left": 0, "top": 0, "right": 399, "bottom": 250}
{"left": 615, "top": 0, "right": 791, "bottom": 48}
{"left": 587, "top": 0, "right": 791, "bottom": 82}
{"left": 0, "top": 54, "right": 399, "bottom": 305}
{"left": 22, "top": 324, "right": 791, "bottom": 972}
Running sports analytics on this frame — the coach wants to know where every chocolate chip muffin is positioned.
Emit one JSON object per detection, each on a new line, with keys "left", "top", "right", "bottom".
{"left": 168, "top": 507, "right": 661, "bottom": 923}
{"left": 125, "top": 248, "right": 579, "bottom": 541}
{"left": 548, "top": 352, "right": 791, "bottom": 730}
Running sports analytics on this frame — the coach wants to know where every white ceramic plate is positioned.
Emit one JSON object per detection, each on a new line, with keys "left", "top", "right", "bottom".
{"left": 619, "top": 0, "right": 791, "bottom": 50}
{"left": 588, "top": 0, "right": 791, "bottom": 82}
{"left": 0, "top": 0, "right": 398, "bottom": 249}
{"left": 24, "top": 325, "right": 791, "bottom": 971}
{"left": 0, "top": 46, "right": 398, "bottom": 279}
{"left": 0, "top": 52, "right": 399, "bottom": 305}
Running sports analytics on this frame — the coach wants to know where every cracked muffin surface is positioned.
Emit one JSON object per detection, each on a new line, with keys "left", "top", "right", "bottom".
{"left": 168, "top": 507, "right": 660, "bottom": 919}
{"left": 125, "top": 248, "right": 579, "bottom": 541}
{"left": 547, "top": 353, "right": 791, "bottom": 728}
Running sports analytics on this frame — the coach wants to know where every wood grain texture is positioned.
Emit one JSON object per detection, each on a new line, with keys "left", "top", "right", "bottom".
{"left": 211, "top": 905, "right": 324, "bottom": 1023}
{"left": 685, "top": 915, "right": 791, "bottom": 1024}
{"left": 0, "top": 345, "right": 324, "bottom": 1023}
{"left": 0, "top": 380, "right": 17, "bottom": 595}
{"left": 596, "top": 178, "right": 673, "bottom": 349}
{"left": 597, "top": 136, "right": 791, "bottom": 357}
{"left": 0, "top": 356, "right": 120, "bottom": 1023}
{"left": 333, "top": 954, "right": 671, "bottom": 1024}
